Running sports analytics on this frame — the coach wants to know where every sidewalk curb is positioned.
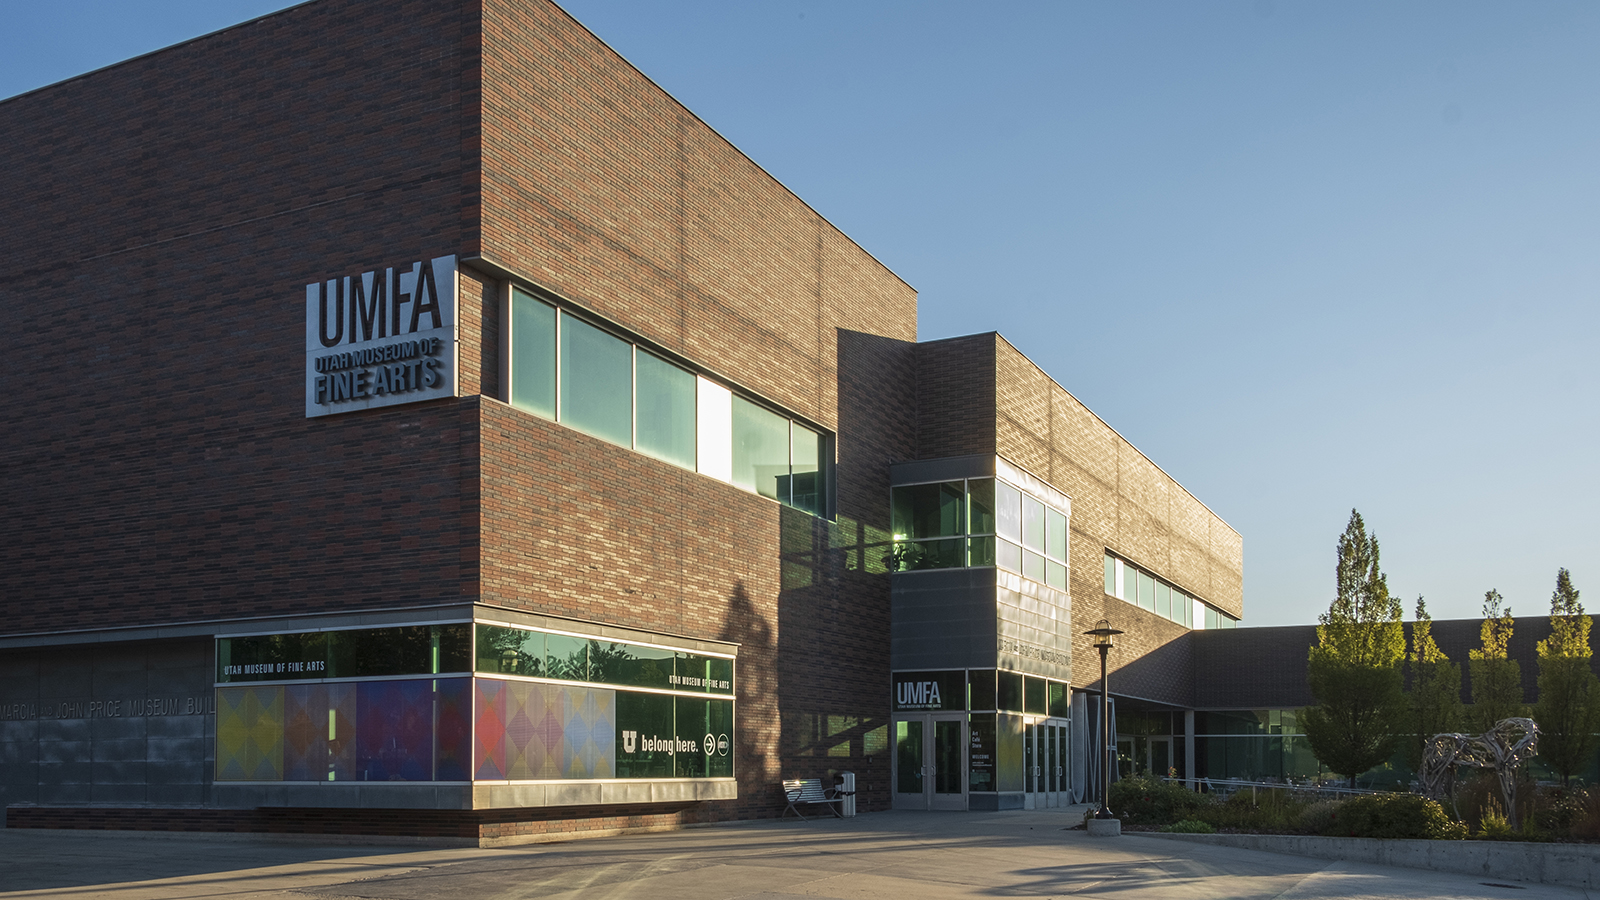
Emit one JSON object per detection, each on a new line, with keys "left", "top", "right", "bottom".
{"left": 1138, "top": 831, "right": 1600, "bottom": 891}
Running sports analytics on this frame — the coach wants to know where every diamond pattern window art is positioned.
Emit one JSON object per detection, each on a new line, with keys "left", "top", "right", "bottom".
{"left": 474, "top": 680, "right": 617, "bottom": 781}
{"left": 561, "top": 684, "right": 615, "bottom": 779}
{"left": 282, "top": 683, "right": 358, "bottom": 782}
{"left": 357, "top": 679, "right": 435, "bottom": 782}
{"left": 216, "top": 685, "right": 284, "bottom": 781}
{"left": 474, "top": 678, "right": 510, "bottom": 780}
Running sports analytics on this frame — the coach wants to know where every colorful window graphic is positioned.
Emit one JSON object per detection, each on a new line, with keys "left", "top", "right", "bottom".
{"left": 216, "top": 678, "right": 471, "bottom": 782}
{"left": 472, "top": 679, "right": 616, "bottom": 781}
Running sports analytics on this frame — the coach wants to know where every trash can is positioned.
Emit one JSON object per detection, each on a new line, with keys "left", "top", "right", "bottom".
{"left": 836, "top": 772, "right": 856, "bottom": 817}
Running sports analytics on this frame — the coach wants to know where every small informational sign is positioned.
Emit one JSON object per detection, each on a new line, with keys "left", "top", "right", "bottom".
{"left": 968, "top": 715, "right": 995, "bottom": 791}
{"left": 304, "top": 255, "right": 458, "bottom": 417}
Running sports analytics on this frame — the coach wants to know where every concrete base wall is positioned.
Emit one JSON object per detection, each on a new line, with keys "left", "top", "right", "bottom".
{"left": 1144, "top": 832, "right": 1600, "bottom": 891}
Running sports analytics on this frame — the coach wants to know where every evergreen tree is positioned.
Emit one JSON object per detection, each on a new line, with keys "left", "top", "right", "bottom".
{"left": 1532, "top": 568, "right": 1600, "bottom": 786}
{"left": 1405, "top": 595, "right": 1463, "bottom": 774}
{"left": 1302, "top": 510, "right": 1407, "bottom": 787}
{"left": 1468, "top": 589, "right": 1524, "bottom": 731}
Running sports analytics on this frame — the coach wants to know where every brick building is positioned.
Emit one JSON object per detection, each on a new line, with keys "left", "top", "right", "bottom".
{"left": 1, "top": 0, "right": 1247, "bottom": 841}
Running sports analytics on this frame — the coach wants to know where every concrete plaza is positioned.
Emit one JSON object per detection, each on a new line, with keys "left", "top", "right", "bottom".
{"left": 1, "top": 806, "right": 1592, "bottom": 900}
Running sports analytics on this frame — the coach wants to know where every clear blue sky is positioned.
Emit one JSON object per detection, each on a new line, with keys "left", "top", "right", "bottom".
{"left": 6, "top": 1, "right": 1597, "bottom": 628}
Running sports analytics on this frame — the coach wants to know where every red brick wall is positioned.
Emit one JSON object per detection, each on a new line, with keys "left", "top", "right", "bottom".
{"left": 915, "top": 334, "right": 999, "bottom": 460}
{"left": 1, "top": 0, "right": 920, "bottom": 823}
{"left": 477, "top": 0, "right": 917, "bottom": 432}
{"left": 986, "top": 337, "right": 1243, "bottom": 691}
{"left": 0, "top": 0, "right": 491, "bottom": 632}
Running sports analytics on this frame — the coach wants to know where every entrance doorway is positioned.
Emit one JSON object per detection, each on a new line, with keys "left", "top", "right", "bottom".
{"left": 1023, "top": 717, "right": 1070, "bottom": 808}
{"left": 893, "top": 714, "right": 967, "bottom": 810}
{"left": 1117, "top": 734, "right": 1173, "bottom": 779}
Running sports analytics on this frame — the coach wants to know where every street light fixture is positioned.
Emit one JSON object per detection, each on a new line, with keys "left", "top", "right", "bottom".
{"left": 1084, "top": 619, "right": 1124, "bottom": 821}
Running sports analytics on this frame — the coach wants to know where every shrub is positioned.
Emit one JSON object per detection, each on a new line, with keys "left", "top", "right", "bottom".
{"left": 1196, "top": 787, "right": 1313, "bottom": 832}
{"left": 1107, "top": 775, "right": 1210, "bottom": 825}
{"left": 1534, "top": 785, "right": 1600, "bottom": 839}
{"left": 1165, "top": 819, "right": 1216, "bottom": 833}
{"left": 1320, "top": 793, "right": 1465, "bottom": 840}
{"left": 1297, "top": 799, "right": 1344, "bottom": 835}
{"left": 1476, "top": 800, "right": 1514, "bottom": 840}
{"left": 1573, "top": 788, "right": 1600, "bottom": 842}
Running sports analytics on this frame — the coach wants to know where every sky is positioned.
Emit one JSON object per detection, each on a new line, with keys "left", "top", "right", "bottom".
{"left": 4, "top": 1, "right": 1597, "bottom": 628}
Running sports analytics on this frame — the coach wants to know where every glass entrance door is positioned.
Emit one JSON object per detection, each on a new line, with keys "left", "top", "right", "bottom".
{"left": 1150, "top": 737, "right": 1171, "bottom": 781}
{"left": 893, "top": 714, "right": 967, "bottom": 810}
{"left": 1024, "top": 718, "right": 1071, "bottom": 808}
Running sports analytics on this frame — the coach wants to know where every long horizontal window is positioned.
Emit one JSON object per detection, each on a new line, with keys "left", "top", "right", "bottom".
{"left": 509, "top": 287, "right": 828, "bottom": 517}
{"left": 1103, "top": 553, "right": 1236, "bottom": 629}
{"left": 475, "top": 623, "right": 734, "bottom": 695}
{"left": 217, "top": 624, "right": 471, "bottom": 683}
{"left": 889, "top": 477, "right": 1066, "bottom": 590}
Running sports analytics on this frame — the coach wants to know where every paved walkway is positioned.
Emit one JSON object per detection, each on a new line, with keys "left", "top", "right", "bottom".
{"left": 1, "top": 806, "right": 1593, "bottom": 899}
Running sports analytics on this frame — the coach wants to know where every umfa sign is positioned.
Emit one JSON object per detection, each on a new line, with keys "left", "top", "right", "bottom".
{"left": 304, "top": 255, "right": 459, "bottom": 417}
{"left": 897, "top": 680, "right": 943, "bottom": 709}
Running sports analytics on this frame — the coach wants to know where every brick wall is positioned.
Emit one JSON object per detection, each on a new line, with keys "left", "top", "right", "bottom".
{"left": 477, "top": 0, "right": 917, "bottom": 434}
{"left": 1, "top": 0, "right": 921, "bottom": 826}
{"left": 907, "top": 335, "right": 1242, "bottom": 699}
{"left": 0, "top": 0, "right": 485, "bottom": 632}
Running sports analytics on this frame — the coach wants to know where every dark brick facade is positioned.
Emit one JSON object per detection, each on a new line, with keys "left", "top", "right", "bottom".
{"left": 0, "top": 0, "right": 1255, "bottom": 836}
{"left": 910, "top": 333, "right": 1244, "bottom": 699}
{"left": 0, "top": 0, "right": 913, "bottom": 833}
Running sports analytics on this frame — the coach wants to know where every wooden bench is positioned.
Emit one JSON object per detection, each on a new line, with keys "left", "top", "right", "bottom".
{"left": 781, "top": 777, "right": 847, "bottom": 820}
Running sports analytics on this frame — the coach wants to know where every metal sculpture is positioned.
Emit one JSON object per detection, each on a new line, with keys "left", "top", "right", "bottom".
{"left": 1419, "top": 717, "right": 1539, "bottom": 829}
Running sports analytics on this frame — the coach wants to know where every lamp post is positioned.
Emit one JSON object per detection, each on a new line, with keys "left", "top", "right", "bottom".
{"left": 1084, "top": 619, "right": 1124, "bottom": 821}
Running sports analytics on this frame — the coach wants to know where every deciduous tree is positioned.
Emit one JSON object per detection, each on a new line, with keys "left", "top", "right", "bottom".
{"left": 1532, "top": 568, "right": 1600, "bottom": 786}
{"left": 1302, "top": 510, "right": 1407, "bottom": 788}
{"left": 1405, "top": 595, "right": 1463, "bottom": 774}
{"left": 1468, "top": 589, "right": 1524, "bottom": 731}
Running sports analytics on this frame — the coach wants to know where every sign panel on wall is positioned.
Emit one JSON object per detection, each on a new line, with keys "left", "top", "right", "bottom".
{"left": 304, "top": 255, "right": 459, "bottom": 417}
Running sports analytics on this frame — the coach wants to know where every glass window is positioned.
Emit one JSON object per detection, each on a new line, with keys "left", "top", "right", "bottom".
{"left": 634, "top": 350, "right": 695, "bottom": 470}
{"left": 1046, "top": 559, "right": 1066, "bottom": 591}
{"left": 1047, "top": 682, "right": 1069, "bottom": 717}
{"left": 1104, "top": 555, "right": 1116, "bottom": 595}
{"left": 968, "top": 535, "right": 996, "bottom": 567}
{"left": 731, "top": 396, "right": 790, "bottom": 501}
{"left": 476, "top": 624, "right": 545, "bottom": 676}
{"left": 327, "top": 625, "right": 469, "bottom": 679}
{"left": 1139, "top": 572, "right": 1156, "bottom": 612}
{"left": 615, "top": 691, "right": 675, "bottom": 779}
{"left": 1205, "top": 606, "right": 1218, "bottom": 630}
{"left": 1046, "top": 509, "right": 1067, "bottom": 561}
{"left": 1173, "top": 591, "right": 1188, "bottom": 627}
{"left": 509, "top": 288, "right": 555, "bottom": 419}
{"left": 1156, "top": 583, "right": 1171, "bottom": 619}
{"left": 995, "top": 481, "right": 1022, "bottom": 542}
{"left": 1022, "top": 550, "right": 1045, "bottom": 583}
{"left": 968, "top": 670, "right": 996, "bottom": 711}
{"left": 695, "top": 377, "right": 732, "bottom": 482}
{"left": 968, "top": 479, "right": 995, "bottom": 534}
{"left": 789, "top": 424, "right": 822, "bottom": 515}
{"left": 1022, "top": 496, "right": 1045, "bottom": 553}
{"left": 559, "top": 315, "right": 633, "bottom": 447}
{"left": 895, "top": 538, "right": 965, "bottom": 571}
{"left": 1125, "top": 565, "right": 1138, "bottom": 605}
{"left": 968, "top": 713, "right": 996, "bottom": 791}
{"left": 545, "top": 632, "right": 589, "bottom": 681}
{"left": 997, "top": 538, "right": 1021, "bottom": 573}
{"left": 997, "top": 670, "right": 1024, "bottom": 712}
{"left": 1024, "top": 676, "right": 1047, "bottom": 715}
{"left": 589, "top": 641, "right": 675, "bottom": 690}
{"left": 891, "top": 482, "right": 965, "bottom": 539}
